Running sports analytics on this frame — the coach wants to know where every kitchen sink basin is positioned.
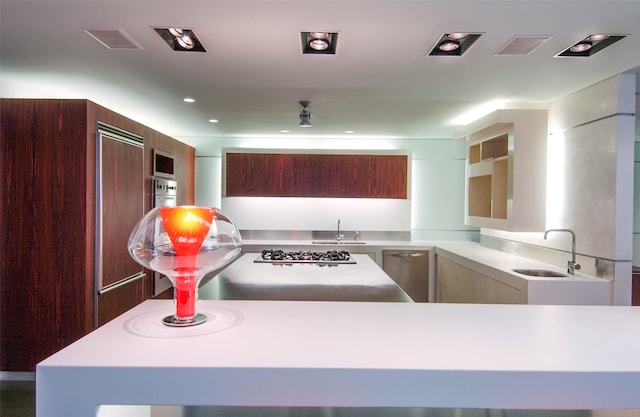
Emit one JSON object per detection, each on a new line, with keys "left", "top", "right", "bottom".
{"left": 512, "top": 269, "right": 568, "bottom": 278}
{"left": 312, "top": 240, "right": 367, "bottom": 245}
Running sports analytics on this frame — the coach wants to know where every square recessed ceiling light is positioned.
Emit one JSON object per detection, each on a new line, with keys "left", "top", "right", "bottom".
{"left": 301, "top": 32, "right": 338, "bottom": 54}
{"left": 555, "top": 34, "right": 626, "bottom": 57}
{"left": 428, "top": 33, "right": 483, "bottom": 56}
{"left": 154, "top": 27, "right": 206, "bottom": 52}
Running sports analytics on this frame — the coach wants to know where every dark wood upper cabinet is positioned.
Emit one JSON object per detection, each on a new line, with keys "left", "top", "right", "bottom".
{"left": 226, "top": 152, "right": 408, "bottom": 199}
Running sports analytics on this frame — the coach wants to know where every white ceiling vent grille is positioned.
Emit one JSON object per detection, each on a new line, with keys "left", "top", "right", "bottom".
{"left": 496, "top": 36, "right": 551, "bottom": 56}
{"left": 83, "top": 28, "right": 143, "bottom": 50}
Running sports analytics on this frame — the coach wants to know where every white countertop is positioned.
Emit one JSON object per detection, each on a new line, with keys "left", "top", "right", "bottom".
{"left": 37, "top": 299, "right": 640, "bottom": 416}
{"left": 435, "top": 241, "right": 611, "bottom": 305}
{"left": 239, "top": 239, "right": 611, "bottom": 304}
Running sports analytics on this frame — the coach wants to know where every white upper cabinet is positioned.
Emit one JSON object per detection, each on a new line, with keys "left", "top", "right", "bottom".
{"left": 455, "top": 109, "right": 548, "bottom": 232}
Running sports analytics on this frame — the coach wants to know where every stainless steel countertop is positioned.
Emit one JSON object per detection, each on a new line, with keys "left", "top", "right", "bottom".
{"left": 216, "top": 253, "right": 412, "bottom": 302}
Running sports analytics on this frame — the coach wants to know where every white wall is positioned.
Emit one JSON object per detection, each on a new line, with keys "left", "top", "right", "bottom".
{"left": 194, "top": 138, "right": 477, "bottom": 240}
{"left": 485, "top": 73, "right": 637, "bottom": 305}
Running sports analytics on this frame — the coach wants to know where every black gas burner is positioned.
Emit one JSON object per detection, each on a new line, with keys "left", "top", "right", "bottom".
{"left": 255, "top": 249, "right": 356, "bottom": 264}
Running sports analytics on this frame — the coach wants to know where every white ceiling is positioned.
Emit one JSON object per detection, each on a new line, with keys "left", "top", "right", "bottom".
{"left": 1, "top": 0, "right": 639, "bottom": 148}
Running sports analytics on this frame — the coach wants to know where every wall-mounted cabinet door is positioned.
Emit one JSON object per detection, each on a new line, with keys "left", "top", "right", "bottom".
{"left": 225, "top": 152, "right": 408, "bottom": 199}
{"left": 96, "top": 124, "right": 144, "bottom": 291}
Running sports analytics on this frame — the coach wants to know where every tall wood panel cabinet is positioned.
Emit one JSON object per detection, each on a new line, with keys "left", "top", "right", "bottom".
{"left": 0, "top": 99, "right": 195, "bottom": 371}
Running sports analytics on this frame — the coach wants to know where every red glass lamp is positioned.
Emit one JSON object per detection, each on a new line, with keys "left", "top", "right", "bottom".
{"left": 128, "top": 206, "right": 242, "bottom": 326}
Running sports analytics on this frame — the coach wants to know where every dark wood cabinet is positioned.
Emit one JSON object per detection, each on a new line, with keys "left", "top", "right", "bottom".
{"left": 225, "top": 152, "right": 407, "bottom": 198}
{"left": 98, "top": 127, "right": 145, "bottom": 289}
{"left": 1, "top": 99, "right": 195, "bottom": 371}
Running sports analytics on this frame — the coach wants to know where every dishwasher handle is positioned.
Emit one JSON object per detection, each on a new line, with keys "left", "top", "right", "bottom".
{"left": 390, "top": 252, "right": 427, "bottom": 258}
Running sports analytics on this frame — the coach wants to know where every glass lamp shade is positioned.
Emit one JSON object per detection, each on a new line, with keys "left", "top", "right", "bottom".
{"left": 128, "top": 206, "right": 242, "bottom": 326}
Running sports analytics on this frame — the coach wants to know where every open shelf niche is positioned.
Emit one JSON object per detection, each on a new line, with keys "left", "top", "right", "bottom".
{"left": 455, "top": 109, "right": 548, "bottom": 232}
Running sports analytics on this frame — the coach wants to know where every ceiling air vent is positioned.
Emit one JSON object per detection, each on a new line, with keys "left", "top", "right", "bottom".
{"left": 83, "top": 28, "right": 143, "bottom": 50}
{"left": 496, "top": 36, "right": 551, "bottom": 56}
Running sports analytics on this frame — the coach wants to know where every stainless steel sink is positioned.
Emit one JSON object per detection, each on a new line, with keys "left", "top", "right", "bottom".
{"left": 311, "top": 241, "right": 367, "bottom": 245}
{"left": 512, "top": 268, "right": 568, "bottom": 278}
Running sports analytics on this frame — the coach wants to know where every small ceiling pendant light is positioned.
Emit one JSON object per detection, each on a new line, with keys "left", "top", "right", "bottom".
{"left": 299, "top": 101, "right": 312, "bottom": 128}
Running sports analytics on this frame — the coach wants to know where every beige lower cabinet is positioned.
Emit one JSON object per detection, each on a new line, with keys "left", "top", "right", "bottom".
{"left": 436, "top": 256, "right": 522, "bottom": 304}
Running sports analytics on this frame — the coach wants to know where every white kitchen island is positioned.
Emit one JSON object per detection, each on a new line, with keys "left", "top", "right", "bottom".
{"left": 36, "top": 299, "right": 640, "bottom": 416}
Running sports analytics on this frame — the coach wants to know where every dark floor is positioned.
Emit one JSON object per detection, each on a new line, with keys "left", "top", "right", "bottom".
{"left": 1, "top": 380, "right": 35, "bottom": 417}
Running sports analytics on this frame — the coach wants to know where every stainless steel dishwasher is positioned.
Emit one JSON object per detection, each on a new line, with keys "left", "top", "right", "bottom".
{"left": 382, "top": 250, "right": 429, "bottom": 302}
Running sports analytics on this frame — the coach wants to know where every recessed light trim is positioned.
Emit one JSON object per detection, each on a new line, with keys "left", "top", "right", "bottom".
{"left": 309, "top": 32, "right": 330, "bottom": 39}
{"left": 309, "top": 39, "right": 330, "bottom": 51}
{"left": 429, "top": 32, "right": 482, "bottom": 56}
{"left": 569, "top": 41, "right": 592, "bottom": 53}
{"left": 556, "top": 34, "right": 626, "bottom": 57}
{"left": 447, "top": 33, "right": 469, "bottom": 40}
{"left": 439, "top": 40, "right": 460, "bottom": 51}
{"left": 176, "top": 35, "right": 195, "bottom": 50}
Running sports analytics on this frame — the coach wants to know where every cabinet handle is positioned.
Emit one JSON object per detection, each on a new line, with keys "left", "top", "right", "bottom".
{"left": 98, "top": 272, "right": 146, "bottom": 295}
{"left": 391, "top": 252, "right": 426, "bottom": 258}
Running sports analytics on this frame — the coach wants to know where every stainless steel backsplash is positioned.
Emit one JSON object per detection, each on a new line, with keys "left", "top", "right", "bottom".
{"left": 480, "top": 235, "right": 616, "bottom": 280}
{"left": 238, "top": 230, "right": 412, "bottom": 242}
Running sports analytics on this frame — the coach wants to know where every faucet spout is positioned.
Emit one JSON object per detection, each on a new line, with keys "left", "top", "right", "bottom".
{"left": 336, "top": 219, "right": 344, "bottom": 241}
{"left": 543, "top": 228, "right": 581, "bottom": 274}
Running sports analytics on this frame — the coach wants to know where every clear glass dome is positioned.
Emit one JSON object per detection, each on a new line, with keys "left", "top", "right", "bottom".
{"left": 128, "top": 206, "right": 242, "bottom": 326}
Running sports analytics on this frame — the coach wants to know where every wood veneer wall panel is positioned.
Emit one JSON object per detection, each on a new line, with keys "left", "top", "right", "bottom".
{"left": 226, "top": 153, "right": 407, "bottom": 198}
{"left": 1, "top": 99, "right": 195, "bottom": 371}
{"left": 1, "top": 99, "right": 92, "bottom": 371}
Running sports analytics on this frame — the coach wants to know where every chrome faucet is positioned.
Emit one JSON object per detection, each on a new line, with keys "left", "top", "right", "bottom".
{"left": 543, "top": 228, "right": 581, "bottom": 274}
{"left": 336, "top": 219, "right": 344, "bottom": 241}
